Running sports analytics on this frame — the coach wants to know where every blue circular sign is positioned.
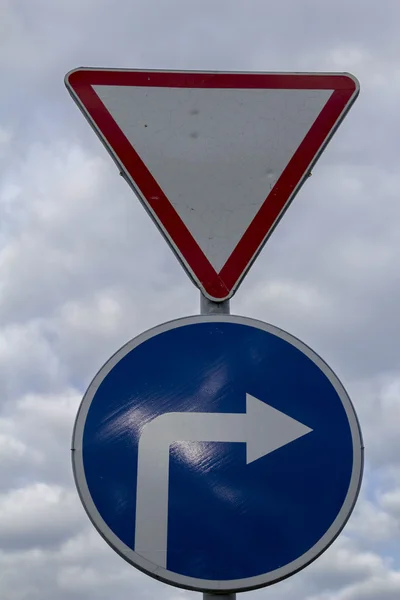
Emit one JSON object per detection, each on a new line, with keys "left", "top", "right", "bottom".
{"left": 72, "top": 315, "right": 363, "bottom": 593}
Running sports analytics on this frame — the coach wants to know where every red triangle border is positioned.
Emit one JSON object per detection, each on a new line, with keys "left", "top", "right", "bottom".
{"left": 66, "top": 69, "right": 359, "bottom": 301}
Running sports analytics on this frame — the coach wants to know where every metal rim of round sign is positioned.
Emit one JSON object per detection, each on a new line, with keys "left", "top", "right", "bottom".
{"left": 72, "top": 314, "right": 364, "bottom": 594}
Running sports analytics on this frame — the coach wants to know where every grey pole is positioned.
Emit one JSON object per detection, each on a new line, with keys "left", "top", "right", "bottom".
{"left": 203, "top": 595, "right": 236, "bottom": 600}
{"left": 200, "top": 293, "right": 235, "bottom": 600}
{"left": 200, "top": 294, "right": 230, "bottom": 315}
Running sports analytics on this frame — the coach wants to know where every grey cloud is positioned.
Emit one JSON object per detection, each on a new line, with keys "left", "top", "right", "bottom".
{"left": 0, "top": 483, "right": 83, "bottom": 551}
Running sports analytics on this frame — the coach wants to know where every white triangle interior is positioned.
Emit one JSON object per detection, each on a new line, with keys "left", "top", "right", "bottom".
{"left": 94, "top": 85, "right": 332, "bottom": 272}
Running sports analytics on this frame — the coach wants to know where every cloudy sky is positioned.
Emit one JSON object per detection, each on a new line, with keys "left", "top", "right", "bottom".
{"left": 1, "top": 1, "right": 400, "bottom": 599}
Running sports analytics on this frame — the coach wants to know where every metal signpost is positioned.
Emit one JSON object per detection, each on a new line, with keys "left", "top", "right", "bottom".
{"left": 66, "top": 69, "right": 362, "bottom": 598}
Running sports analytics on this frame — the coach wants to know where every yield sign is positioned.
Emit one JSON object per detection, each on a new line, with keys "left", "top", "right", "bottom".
{"left": 65, "top": 69, "right": 359, "bottom": 301}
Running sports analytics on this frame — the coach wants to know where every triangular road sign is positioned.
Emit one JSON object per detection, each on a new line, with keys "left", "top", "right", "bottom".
{"left": 65, "top": 69, "right": 359, "bottom": 301}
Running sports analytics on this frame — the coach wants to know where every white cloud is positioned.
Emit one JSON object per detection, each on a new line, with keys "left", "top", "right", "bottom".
{"left": 0, "top": 321, "right": 65, "bottom": 400}
{"left": 308, "top": 537, "right": 389, "bottom": 592}
{"left": 0, "top": 126, "right": 12, "bottom": 150}
{"left": 350, "top": 377, "right": 400, "bottom": 470}
{"left": 380, "top": 488, "right": 400, "bottom": 519}
{"left": 0, "top": 482, "right": 82, "bottom": 550}
{"left": 347, "top": 498, "right": 400, "bottom": 544}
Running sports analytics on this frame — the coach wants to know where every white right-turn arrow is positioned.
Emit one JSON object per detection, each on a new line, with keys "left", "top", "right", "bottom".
{"left": 134, "top": 394, "right": 312, "bottom": 567}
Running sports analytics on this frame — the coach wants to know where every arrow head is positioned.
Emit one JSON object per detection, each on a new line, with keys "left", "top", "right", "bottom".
{"left": 245, "top": 394, "right": 312, "bottom": 464}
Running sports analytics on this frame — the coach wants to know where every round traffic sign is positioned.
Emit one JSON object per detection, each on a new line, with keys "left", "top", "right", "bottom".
{"left": 72, "top": 315, "right": 363, "bottom": 593}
